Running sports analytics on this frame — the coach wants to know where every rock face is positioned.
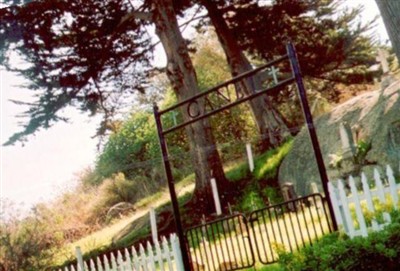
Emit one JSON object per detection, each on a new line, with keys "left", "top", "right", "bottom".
{"left": 278, "top": 81, "right": 400, "bottom": 197}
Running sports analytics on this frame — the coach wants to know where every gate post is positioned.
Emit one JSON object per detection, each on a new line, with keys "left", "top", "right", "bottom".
{"left": 153, "top": 104, "right": 192, "bottom": 270}
{"left": 287, "top": 42, "right": 338, "bottom": 231}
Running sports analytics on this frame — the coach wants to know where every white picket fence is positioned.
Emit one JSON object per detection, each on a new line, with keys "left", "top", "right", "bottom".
{"left": 59, "top": 234, "right": 183, "bottom": 271}
{"left": 328, "top": 165, "right": 400, "bottom": 238}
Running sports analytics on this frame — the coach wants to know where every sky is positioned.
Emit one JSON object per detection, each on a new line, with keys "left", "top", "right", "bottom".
{"left": 0, "top": 0, "right": 390, "bottom": 215}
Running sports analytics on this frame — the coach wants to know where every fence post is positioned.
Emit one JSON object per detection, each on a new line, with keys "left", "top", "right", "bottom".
{"left": 75, "top": 247, "right": 85, "bottom": 271}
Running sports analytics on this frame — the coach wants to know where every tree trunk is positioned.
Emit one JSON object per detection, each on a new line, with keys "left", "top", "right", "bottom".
{"left": 376, "top": 0, "right": 400, "bottom": 64}
{"left": 202, "top": 0, "right": 291, "bottom": 150}
{"left": 152, "top": 0, "right": 232, "bottom": 213}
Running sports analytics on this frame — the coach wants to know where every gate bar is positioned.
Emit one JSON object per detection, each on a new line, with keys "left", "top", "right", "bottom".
{"left": 287, "top": 42, "right": 338, "bottom": 231}
{"left": 153, "top": 104, "right": 192, "bottom": 270}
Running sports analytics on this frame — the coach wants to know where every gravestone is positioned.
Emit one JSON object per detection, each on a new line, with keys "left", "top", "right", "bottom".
{"left": 376, "top": 48, "right": 390, "bottom": 74}
{"left": 282, "top": 182, "right": 297, "bottom": 211}
{"left": 310, "top": 182, "right": 319, "bottom": 194}
{"left": 339, "top": 121, "right": 356, "bottom": 160}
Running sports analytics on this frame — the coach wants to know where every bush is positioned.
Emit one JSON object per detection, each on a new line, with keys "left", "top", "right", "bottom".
{"left": 277, "top": 211, "right": 400, "bottom": 271}
{"left": 0, "top": 201, "right": 64, "bottom": 271}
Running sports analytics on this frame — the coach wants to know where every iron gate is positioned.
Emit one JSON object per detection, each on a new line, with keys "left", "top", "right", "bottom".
{"left": 185, "top": 214, "right": 254, "bottom": 271}
{"left": 185, "top": 194, "right": 334, "bottom": 270}
{"left": 249, "top": 193, "right": 333, "bottom": 265}
{"left": 154, "top": 43, "right": 338, "bottom": 270}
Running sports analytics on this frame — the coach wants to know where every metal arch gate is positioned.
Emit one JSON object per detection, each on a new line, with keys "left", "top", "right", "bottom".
{"left": 153, "top": 43, "right": 338, "bottom": 270}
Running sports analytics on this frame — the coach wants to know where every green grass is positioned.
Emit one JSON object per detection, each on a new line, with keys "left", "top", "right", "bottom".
{"left": 226, "top": 160, "right": 252, "bottom": 182}
{"left": 254, "top": 139, "right": 294, "bottom": 180}
{"left": 225, "top": 138, "right": 294, "bottom": 182}
{"left": 243, "top": 263, "right": 283, "bottom": 271}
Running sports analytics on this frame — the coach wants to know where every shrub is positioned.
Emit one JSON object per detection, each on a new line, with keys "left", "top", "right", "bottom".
{"left": 0, "top": 201, "right": 63, "bottom": 271}
{"left": 277, "top": 211, "right": 400, "bottom": 271}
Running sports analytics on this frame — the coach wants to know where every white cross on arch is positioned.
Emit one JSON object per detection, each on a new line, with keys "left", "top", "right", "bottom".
{"left": 268, "top": 65, "right": 280, "bottom": 84}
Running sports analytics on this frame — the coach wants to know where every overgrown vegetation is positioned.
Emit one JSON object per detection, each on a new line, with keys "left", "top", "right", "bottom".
{"left": 1, "top": 0, "right": 396, "bottom": 269}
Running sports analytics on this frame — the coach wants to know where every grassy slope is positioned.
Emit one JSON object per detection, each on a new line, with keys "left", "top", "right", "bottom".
{"left": 54, "top": 140, "right": 294, "bottom": 267}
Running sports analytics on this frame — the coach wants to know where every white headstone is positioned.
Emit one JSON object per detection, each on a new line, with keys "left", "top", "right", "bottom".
{"left": 339, "top": 122, "right": 356, "bottom": 159}
{"left": 150, "top": 208, "right": 158, "bottom": 244}
{"left": 376, "top": 48, "right": 390, "bottom": 74}
{"left": 210, "top": 178, "right": 222, "bottom": 215}
{"left": 246, "top": 143, "right": 254, "bottom": 172}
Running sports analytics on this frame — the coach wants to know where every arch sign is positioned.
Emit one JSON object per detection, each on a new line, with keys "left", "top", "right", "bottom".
{"left": 153, "top": 43, "right": 338, "bottom": 270}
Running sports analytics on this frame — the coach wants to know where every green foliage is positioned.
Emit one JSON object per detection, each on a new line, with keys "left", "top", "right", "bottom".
{"left": 277, "top": 211, "right": 400, "bottom": 271}
{"left": 254, "top": 139, "right": 294, "bottom": 180}
{"left": 262, "top": 186, "right": 284, "bottom": 205}
{"left": 353, "top": 139, "right": 372, "bottom": 165}
{"left": 96, "top": 112, "right": 160, "bottom": 181}
{"left": 89, "top": 173, "right": 150, "bottom": 224}
{"left": 225, "top": 0, "right": 377, "bottom": 86}
{"left": 1, "top": 0, "right": 153, "bottom": 145}
{"left": 238, "top": 187, "right": 266, "bottom": 213}
{"left": 192, "top": 32, "right": 258, "bottom": 152}
{"left": 99, "top": 173, "right": 139, "bottom": 204}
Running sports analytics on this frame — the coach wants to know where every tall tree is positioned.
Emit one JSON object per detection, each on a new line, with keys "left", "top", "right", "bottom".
{"left": 173, "top": 0, "right": 375, "bottom": 149}
{"left": 226, "top": 0, "right": 377, "bottom": 90}
{"left": 0, "top": 0, "right": 230, "bottom": 212}
{"left": 200, "top": 0, "right": 291, "bottom": 150}
{"left": 193, "top": 0, "right": 376, "bottom": 106}
{"left": 375, "top": 0, "right": 400, "bottom": 64}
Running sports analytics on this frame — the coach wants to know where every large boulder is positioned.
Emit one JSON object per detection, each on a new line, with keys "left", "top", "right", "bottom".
{"left": 278, "top": 81, "right": 400, "bottom": 197}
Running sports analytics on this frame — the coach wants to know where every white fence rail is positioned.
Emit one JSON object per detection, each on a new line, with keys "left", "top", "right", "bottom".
{"left": 328, "top": 165, "right": 399, "bottom": 238}
{"left": 60, "top": 234, "right": 183, "bottom": 271}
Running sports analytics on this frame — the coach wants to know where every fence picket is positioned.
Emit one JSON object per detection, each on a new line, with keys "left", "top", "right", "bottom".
{"left": 171, "top": 234, "right": 184, "bottom": 271}
{"left": 361, "top": 173, "right": 380, "bottom": 231}
{"left": 349, "top": 176, "right": 367, "bottom": 236}
{"left": 103, "top": 255, "right": 111, "bottom": 271}
{"left": 387, "top": 165, "right": 398, "bottom": 208}
{"left": 338, "top": 179, "right": 356, "bottom": 237}
{"left": 374, "top": 169, "right": 392, "bottom": 224}
{"left": 148, "top": 241, "right": 157, "bottom": 271}
{"left": 95, "top": 257, "right": 103, "bottom": 271}
{"left": 132, "top": 246, "right": 140, "bottom": 271}
{"left": 163, "top": 236, "right": 174, "bottom": 271}
{"left": 116, "top": 251, "right": 123, "bottom": 271}
{"left": 139, "top": 244, "right": 148, "bottom": 271}
{"left": 124, "top": 248, "right": 132, "bottom": 271}
{"left": 329, "top": 165, "right": 399, "bottom": 238}
{"left": 154, "top": 239, "right": 165, "bottom": 271}
{"left": 110, "top": 252, "right": 118, "bottom": 270}
{"left": 328, "top": 182, "right": 344, "bottom": 228}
